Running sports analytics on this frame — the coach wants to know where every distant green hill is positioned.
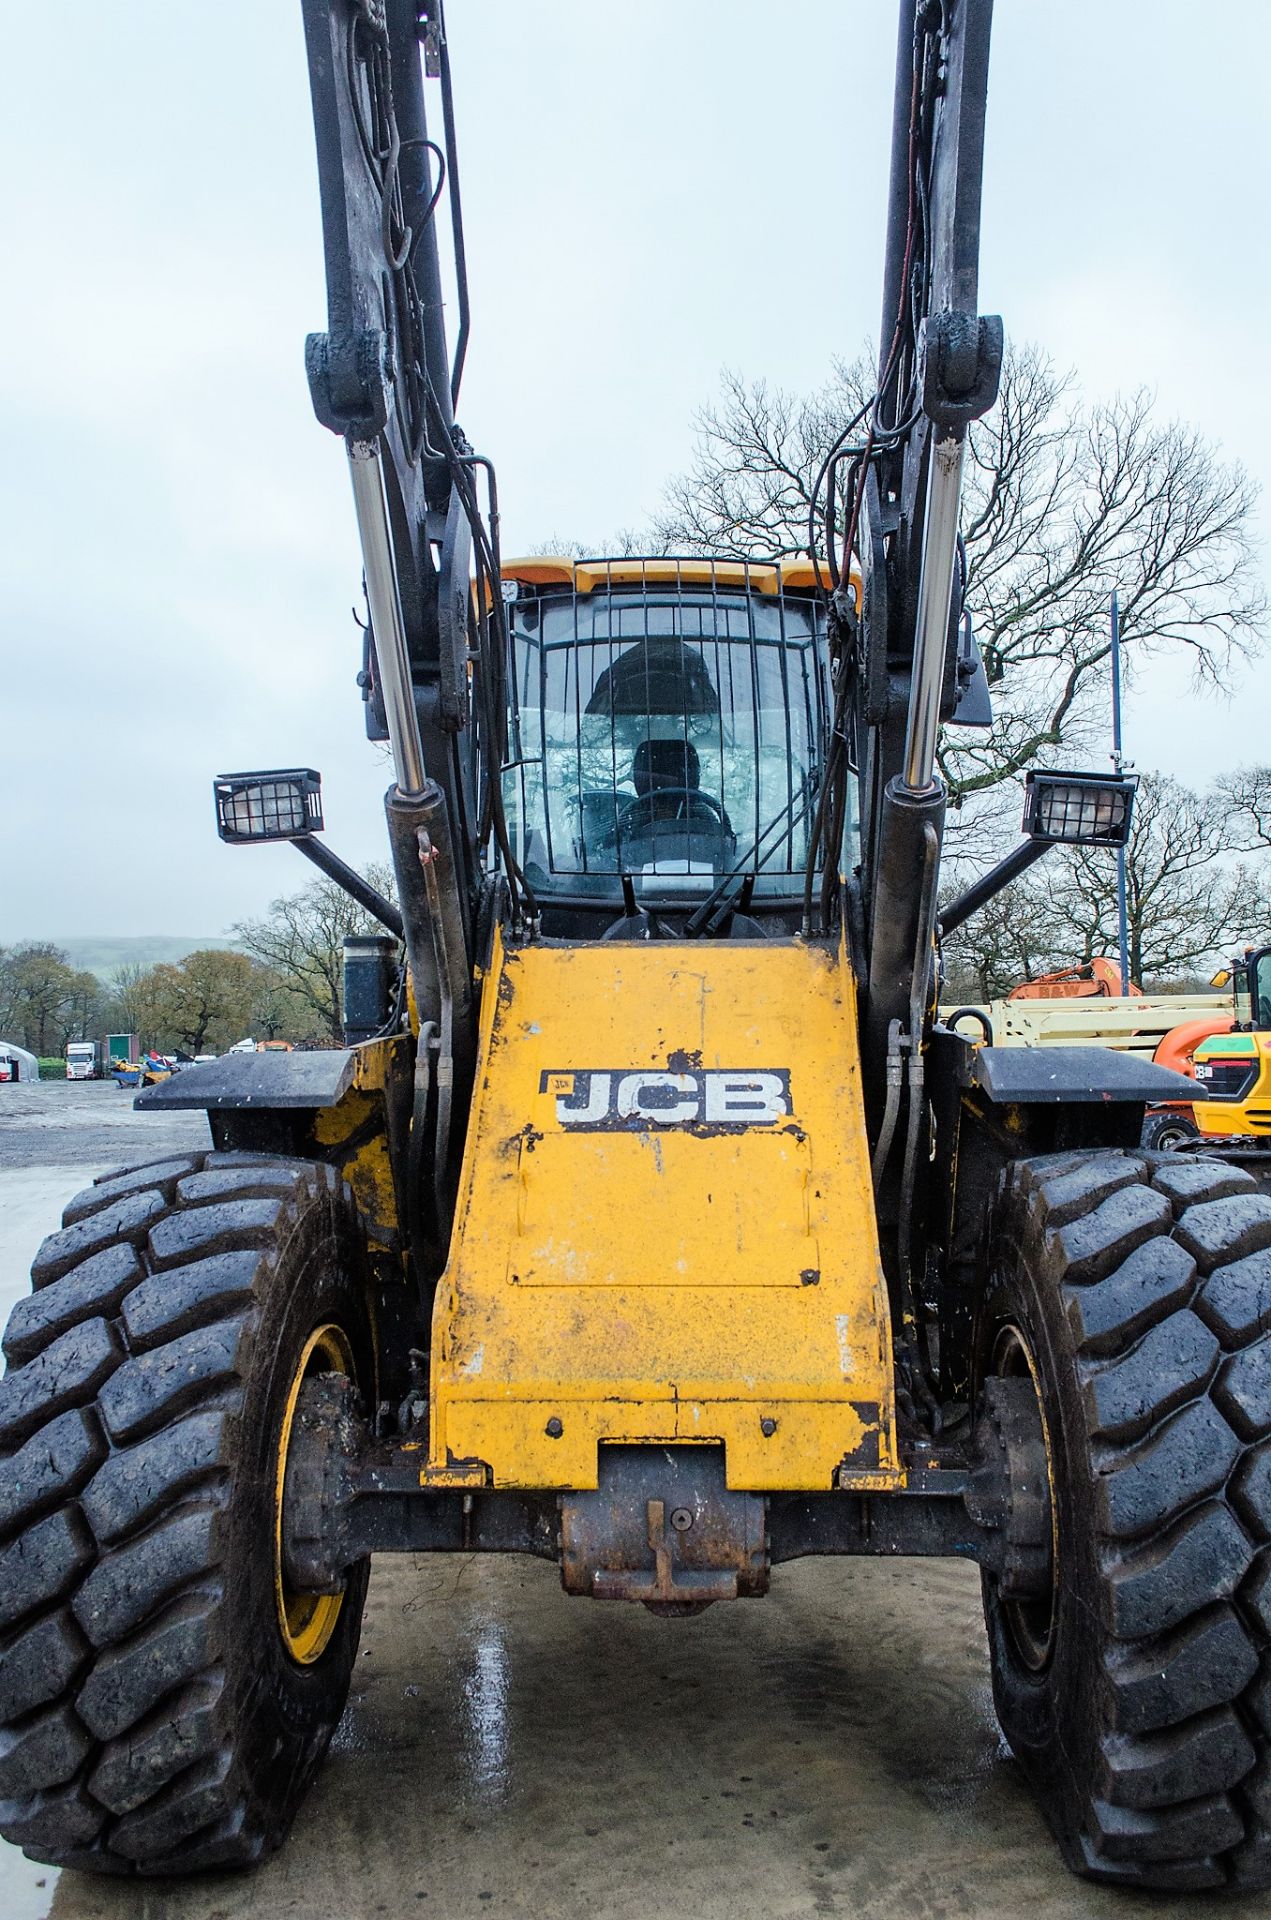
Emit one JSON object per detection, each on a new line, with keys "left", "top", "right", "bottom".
{"left": 46, "top": 937, "right": 240, "bottom": 983}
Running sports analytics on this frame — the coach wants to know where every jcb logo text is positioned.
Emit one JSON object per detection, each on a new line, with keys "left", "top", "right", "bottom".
{"left": 539, "top": 1068, "right": 792, "bottom": 1130}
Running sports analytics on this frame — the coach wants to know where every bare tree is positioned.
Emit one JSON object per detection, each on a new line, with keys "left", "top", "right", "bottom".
{"left": 250, "top": 968, "right": 299, "bottom": 1042}
{"left": 525, "top": 531, "right": 647, "bottom": 560}
{"left": 653, "top": 348, "right": 1266, "bottom": 800}
{"left": 652, "top": 362, "right": 864, "bottom": 563}
{"left": 57, "top": 970, "right": 105, "bottom": 1051}
{"left": 106, "top": 962, "right": 153, "bottom": 1040}
{"left": 232, "top": 865, "right": 398, "bottom": 1042}
{"left": 940, "top": 878, "right": 1066, "bottom": 1002}
{"left": 1218, "top": 766, "right": 1271, "bottom": 850}
{"left": 1046, "top": 776, "right": 1268, "bottom": 985}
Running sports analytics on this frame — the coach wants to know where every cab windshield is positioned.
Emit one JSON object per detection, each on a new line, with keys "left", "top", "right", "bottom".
{"left": 502, "top": 586, "right": 826, "bottom": 902}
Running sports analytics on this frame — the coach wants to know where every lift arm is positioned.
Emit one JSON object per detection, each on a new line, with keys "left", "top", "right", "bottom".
{"left": 300, "top": 0, "right": 528, "bottom": 1255}
{"left": 299, "top": 0, "right": 524, "bottom": 968}
{"left": 841, "top": 0, "right": 1003, "bottom": 1096}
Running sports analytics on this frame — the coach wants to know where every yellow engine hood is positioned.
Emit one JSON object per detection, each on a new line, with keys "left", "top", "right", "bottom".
{"left": 427, "top": 934, "right": 898, "bottom": 1492}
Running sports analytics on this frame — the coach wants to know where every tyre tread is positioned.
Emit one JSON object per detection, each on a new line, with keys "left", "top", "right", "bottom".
{"left": 994, "top": 1149, "right": 1271, "bottom": 1888}
{"left": 0, "top": 1149, "right": 366, "bottom": 1875}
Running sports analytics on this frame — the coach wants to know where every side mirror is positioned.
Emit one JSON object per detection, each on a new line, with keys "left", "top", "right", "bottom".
{"left": 1210, "top": 969, "right": 1232, "bottom": 989}
{"left": 213, "top": 769, "right": 323, "bottom": 844}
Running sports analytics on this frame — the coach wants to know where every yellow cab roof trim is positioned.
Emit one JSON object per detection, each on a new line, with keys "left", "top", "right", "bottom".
{"left": 499, "top": 554, "right": 860, "bottom": 605}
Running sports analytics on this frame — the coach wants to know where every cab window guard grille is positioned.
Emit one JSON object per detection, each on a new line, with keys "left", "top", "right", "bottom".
{"left": 501, "top": 558, "right": 829, "bottom": 901}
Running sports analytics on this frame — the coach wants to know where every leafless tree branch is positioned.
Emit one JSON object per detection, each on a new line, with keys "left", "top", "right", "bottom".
{"left": 652, "top": 346, "right": 1267, "bottom": 799}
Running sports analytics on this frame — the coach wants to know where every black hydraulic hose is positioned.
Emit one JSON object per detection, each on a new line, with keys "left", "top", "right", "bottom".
{"left": 435, "top": 15, "right": 471, "bottom": 409}
{"left": 389, "top": 783, "right": 473, "bottom": 1281}
{"left": 375, "top": 958, "right": 410, "bottom": 1040}
{"left": 871, "top": 1018, "right": 906, "bottom": 1192}
{"left": 802, "top": 666, "right": 851, "bottom": 936}
{"left": 406, "top": 1018, "right": 439, "bottom": 1299}
{"left": 944, "top": 1006, "right": 993, "bottom": 1046}
{"left": 418, "top": 825, "right": 459, "bottom": 1243}
{"left": 419, "top": 379, "right": 537, "bottom": 922}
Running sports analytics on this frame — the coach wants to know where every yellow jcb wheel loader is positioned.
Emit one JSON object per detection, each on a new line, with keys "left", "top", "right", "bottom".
{"left": 3, "top": 0, "right": 1267, "bottom": 1892}
{"left": 1192, "top": 947, "right": 1271, "bottom": 1145}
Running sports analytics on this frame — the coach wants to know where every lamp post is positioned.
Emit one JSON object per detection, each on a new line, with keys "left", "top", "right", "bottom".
{"left": 1110, "top": 591, "right": 1132, "bottom": 989}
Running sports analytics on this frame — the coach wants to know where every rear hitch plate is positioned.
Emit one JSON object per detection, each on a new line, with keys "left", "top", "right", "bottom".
{"left": 560, "top": 1445, "right": 767, "bottom": 1612}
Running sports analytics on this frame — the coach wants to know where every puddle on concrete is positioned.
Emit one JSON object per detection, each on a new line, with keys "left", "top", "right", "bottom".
{"left": 0, "top": 1851, "right": 58, "bottom": 1920}
{"left": 4, "top": 1555, "right": 1269, "bottom": 1920}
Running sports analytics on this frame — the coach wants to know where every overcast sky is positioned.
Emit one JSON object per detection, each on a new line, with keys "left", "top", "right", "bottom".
{"left": 2, "top": 1, "right": 1267, "bottom": 940}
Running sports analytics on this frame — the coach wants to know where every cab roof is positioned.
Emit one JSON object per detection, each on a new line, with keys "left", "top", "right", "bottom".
{"left": 501, "top": 555, "right": 858, "bottom": 600}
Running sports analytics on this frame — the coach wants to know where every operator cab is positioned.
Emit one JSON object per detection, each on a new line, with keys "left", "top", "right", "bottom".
{"left": 1234, "top": 946, "right": 1271, "bottom": 1031}
{"left": 499, "top": 557, "right": 835, "bottom": 938}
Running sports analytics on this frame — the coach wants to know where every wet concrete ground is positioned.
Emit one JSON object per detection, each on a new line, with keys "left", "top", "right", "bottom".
{"left": 0, "top": 1078, "right": 211, "bottom": 1173}
{"left": 3, "top": 1085, "right": 1270, "bottom": 1917}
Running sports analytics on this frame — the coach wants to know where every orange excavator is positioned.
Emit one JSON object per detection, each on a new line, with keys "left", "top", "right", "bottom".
{"left": 1007, "top": 958, "right": 1142, "bottom": 1001}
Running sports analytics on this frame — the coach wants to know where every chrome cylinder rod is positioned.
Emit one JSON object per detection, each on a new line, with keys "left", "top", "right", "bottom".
{"left": 347, "top": 440, "right": 428, "bottom": 798}
{"left": 901, "top": 431, "right": 966, "bottom": 794}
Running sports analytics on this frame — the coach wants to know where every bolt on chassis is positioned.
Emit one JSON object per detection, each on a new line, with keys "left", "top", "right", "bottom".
{"left": 3, "top": 0, "right": 1270, "bottom": 1893}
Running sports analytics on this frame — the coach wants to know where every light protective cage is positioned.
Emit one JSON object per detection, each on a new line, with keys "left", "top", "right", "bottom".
{"left": 214, "top": 769, "right": 323, "bottom": 844}
{"left": 1022, "top": 769, "right": 1138, "bottom": 848}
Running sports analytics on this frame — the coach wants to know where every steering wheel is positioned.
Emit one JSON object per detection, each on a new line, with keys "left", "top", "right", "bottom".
{"left": 604, "top": 786, "right": 729, "bottom": 849}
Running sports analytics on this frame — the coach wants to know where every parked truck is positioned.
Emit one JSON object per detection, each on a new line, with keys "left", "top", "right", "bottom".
{"left": 63, "top": 1033, "right": 139, "bottom": 1081}
{"left": 63, "top": 1040, "right": 99, "bottom": 1080}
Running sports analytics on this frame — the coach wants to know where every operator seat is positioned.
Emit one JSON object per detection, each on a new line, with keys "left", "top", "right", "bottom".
{"left": 630, "top": 740, "right": 733, "bottom": 835}
{"left": 632, "top": 738, "right": 700, "bottom": 800}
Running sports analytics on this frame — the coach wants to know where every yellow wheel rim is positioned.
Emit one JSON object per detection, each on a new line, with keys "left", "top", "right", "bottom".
{"left": 274, "top": 1322, "right": 356, "bottom": 1666}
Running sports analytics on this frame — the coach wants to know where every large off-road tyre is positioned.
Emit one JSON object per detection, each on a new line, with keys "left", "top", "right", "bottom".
{"left": 981, "top": 1149, "right": 1271, "bottom": 1889}
{"left": 0, "top": 1150, "right": 374, "bottom": 1875}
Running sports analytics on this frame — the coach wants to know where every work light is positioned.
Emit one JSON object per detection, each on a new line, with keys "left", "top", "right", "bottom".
{"left": 1022, "top": 770, "right": 1137, "bottom": 847}
{"left": 214, "top": 769, "right": 323, "bottom": 843}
